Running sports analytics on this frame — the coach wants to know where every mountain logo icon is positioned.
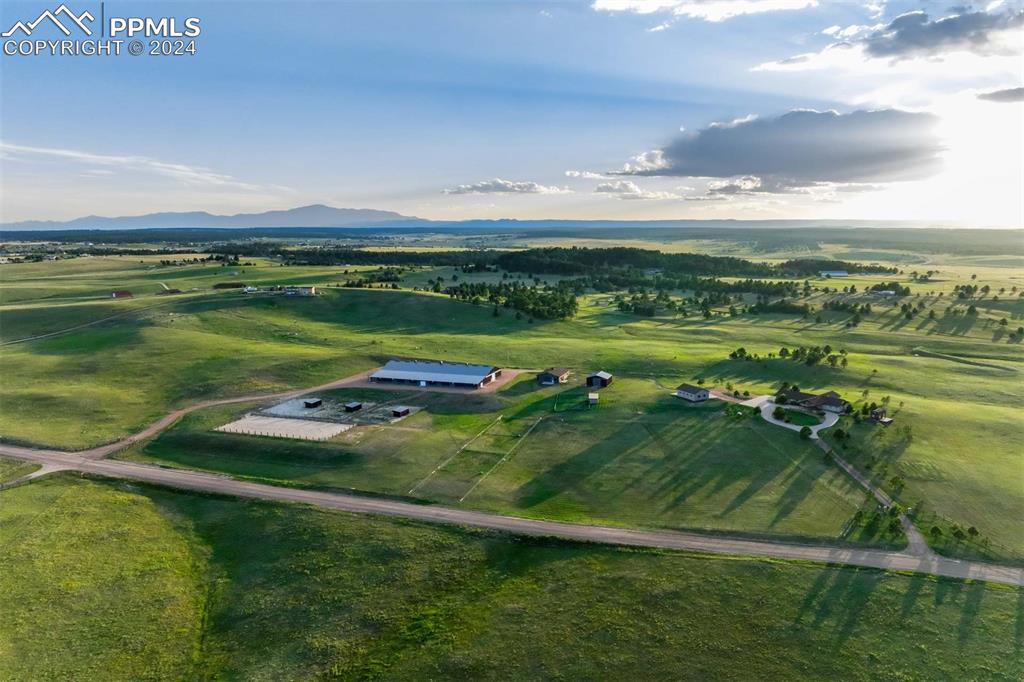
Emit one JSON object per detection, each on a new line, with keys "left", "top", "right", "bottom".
{"left": 2, "top": 4, "right": 94, "bottom": 37}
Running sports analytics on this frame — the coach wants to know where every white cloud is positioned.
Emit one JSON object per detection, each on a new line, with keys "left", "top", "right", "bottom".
{"left": 0, "top": 141, "right": 277, "bottom": 192}
{"left": 565, "top": 169, "right": 608, "bottom": 179}
{"left": 592, "top": 0, "right": 818, "bottom": 23}
{"left": 594, "top": 180, "right": 681, "bottom": 199}
{"left": 620, "top": 149, "right": 669, "bottom": 173}
{"left": 441, "top": 178, "right": 572, "bottom": 195}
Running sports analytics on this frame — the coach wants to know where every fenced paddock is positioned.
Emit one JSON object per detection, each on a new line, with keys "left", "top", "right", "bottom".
{"left": 216, "top": 415, "right": 352, "bottom": 441}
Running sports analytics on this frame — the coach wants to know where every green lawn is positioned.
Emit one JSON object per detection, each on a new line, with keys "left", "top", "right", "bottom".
{"left": 2, "top": 255, "right": 1021, "bottom": 559}
{"left": 781, "top": 409, "right": 822, "bottom": 427}
{"left": 1, "top": 475, "right": 1020, "bottom": 681}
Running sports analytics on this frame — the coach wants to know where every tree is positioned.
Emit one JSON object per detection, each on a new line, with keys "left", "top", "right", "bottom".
{"left": 967, "top": 526, "right": 979, "bottom": 539}
{"left": 799, "top": 426, "right": 812, "bottom": 440}
{"left": 773, "top": 406, "right": 786, "bottom": 420}
{"left": 930, "top": 525, "right": 943, "bottom": 541}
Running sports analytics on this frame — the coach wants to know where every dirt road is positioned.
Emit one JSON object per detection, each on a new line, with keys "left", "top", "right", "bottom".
{"left": 2, "top": 447, "right": 1021, "bottom": 587}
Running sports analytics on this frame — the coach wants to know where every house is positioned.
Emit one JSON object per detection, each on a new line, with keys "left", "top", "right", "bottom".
{"left": 781, "top": 389, "right": 849, "bottom": 414}
{"left": 243, "top": 286, "right": 259, "bottom": 294}
{"left": 303, "top": 398, "right": 323, "bottom": 409}
{"left": 391, "top": 406, "right": 411, "bottom": 418}
{"left": 588, "top": 392, "right": 599, "bottom": 406}
{"left": 819, "top": 270, "right": 849, "bottom": 278}
{"left": 537, "top": 368, "right": 571, "bottom": 385}
{"left": 871, "top": 407, "right": 893, "bottom": 426}
{"left": 344, "top": 401, "right": 363, "bottom": 413}
{"left": 111, "top": 290, "right": 133, "bottom": 299}
{"left": 586, "top": 371, "right": 613, "bottom": 388}
{"left": 370, "top": 359, "right": 502, "bottom": 389}
{"left": 674, "top": 383, "right": 709, "bottom": 402}
{"left": 872, "top": 290, "right": 897, "bottom": 297}
{"left": 284, "top": 286, "right": 317, "bottom": 296}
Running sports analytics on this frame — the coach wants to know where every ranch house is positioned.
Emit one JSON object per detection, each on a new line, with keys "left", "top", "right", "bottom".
{"left": 782, "top": 389, "right": 849, "bottom": 414}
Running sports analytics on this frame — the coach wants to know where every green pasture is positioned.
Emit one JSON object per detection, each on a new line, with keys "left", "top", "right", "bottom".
{"left": 1, "top": 255, "right": 1021, "bottom": 558}
{"left": 1, "top": 474, "right": 1020, "bottom": 681}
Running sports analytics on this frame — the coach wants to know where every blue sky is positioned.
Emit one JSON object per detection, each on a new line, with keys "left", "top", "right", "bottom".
{"left": 1, "top": 1, "right": 1021, "bottom": 224}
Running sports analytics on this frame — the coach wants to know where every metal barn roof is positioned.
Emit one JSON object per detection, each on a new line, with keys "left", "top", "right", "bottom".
{"left": 371, "top": 360, "right": 499, "bottom": 385}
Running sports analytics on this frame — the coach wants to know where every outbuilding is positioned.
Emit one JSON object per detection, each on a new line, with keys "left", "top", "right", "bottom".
{"left": 303, "top": 398, "right": 323, "bottom": 409}
{"left": 586, "top": 371, "right": 613, "bottom": 388}
{"left": 344, "top": 401, "right": 363, "bottom": 413}
{"left": 392, "top": 406, "right": 411, "bottom": 418}
{"left": 819, "top": 270, "right": 849, "bottom": 278}
{"left": 674, "top": 383, "right": 709, "bottom": 402}
{"left": 371, "top": 359, "right": 502, "bottom": 389}
{"left": 111, "top": 290, "right": 133, "bottom": 299}
{"left": 537, "top": 368, "right": 571, "bottom": 385}
{"left": 588, "top": 392, "right": 600, "bottom": 406}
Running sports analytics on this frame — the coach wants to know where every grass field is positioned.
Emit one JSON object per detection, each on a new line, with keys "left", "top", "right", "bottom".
{"left": 1, "top": 474, "right": 1020, "bottom": 681}
{"left": 1, "top": 253, "right": 1021, "bottom": 560}
{"left": 122, "top": 379, "right": 879, "bottom": 544}
{"left": 0, "top": 455, "right": 39, "bottom": 483}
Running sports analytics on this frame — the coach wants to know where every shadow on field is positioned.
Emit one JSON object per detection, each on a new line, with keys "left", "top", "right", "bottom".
{"left": 794, "top": 566, "right": 883, "bottom": 649}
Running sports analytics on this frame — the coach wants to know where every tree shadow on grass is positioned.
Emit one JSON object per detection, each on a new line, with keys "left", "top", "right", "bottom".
{"left": 793, "top": 566, "right": 883, "bottom": 651}
{"left": 514, "top": 420, "right": 651, "bottom": 509}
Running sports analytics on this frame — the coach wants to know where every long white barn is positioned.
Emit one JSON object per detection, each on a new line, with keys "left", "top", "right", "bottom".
{"left": 370, "top": 360, "right": 502, "bottom": 389}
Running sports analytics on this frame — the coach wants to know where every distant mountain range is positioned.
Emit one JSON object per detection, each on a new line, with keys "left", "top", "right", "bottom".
{"left": 1, "top": 205, "right": 428, "bottom": 231}
{"left": 0, "top": 204, "right": 952, "bottom": 232}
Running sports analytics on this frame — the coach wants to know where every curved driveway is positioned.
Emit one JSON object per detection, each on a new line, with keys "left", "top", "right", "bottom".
{"left": 760, "top": 400, "right": 839, "bottom": 438}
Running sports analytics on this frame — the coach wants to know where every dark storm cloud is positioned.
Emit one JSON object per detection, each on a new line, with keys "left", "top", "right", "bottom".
{"left": 616, "top": 109, "right": 943, "bottom": 191}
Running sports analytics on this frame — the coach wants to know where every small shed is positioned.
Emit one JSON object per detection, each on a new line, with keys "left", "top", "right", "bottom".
{"left": 344, "top": 401, "right": 363, "bottom": 413}
{"left": 586, "top": 371, "right": 613, "bottom": 388}
{"left": 303, "top": 398, "right": 323, "bottom": 409}
{"left": 392, "top": 406, "right": 411, "bottom": 418}
{"left": 111, "top": 290, "right": 133, "bottom": 299}
{"left": 588, "top": 392, "right": 599, "bottom": 406}
{"left": 537, "top": 368, "right": 571, "bottom": 385}
{"left": 871, "top": 407, "right": 893, "bottom": 426}
{"left": 675, "top": 383, "right": 709, "bottom": 402}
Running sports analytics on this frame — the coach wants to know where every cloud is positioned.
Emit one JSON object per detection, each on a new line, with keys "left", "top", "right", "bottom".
{"left": 0, "top": 141, "right": 278, "bottom": 192}
{"left": 591, "top": 0, "right": 817, "bottom": 22}
{"left": 565, "top": 169, "right": 608, "bottom": 179}
{"left": 862, "top": 8, "right": 1024, "bottom": 59}
{"left": 620, "top": 149, "right": 669, "bottom": 173}
{"left": 594, "top": 180, "right": 681, "bottom": 200}
{"left": 441, "top": 178, "right": 571, "bottom": 195}
{"left": 977, "top": 85, "right": 1024, "bottom": 102}
{"left": 613, "top": 108, "right": 943, "bottom": 193}
{"left": 761, "top": 6, "right": 1024, "bottom": 69}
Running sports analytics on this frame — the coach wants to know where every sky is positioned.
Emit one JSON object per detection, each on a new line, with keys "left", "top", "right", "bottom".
{"left": 0, "top": 0, "right": 1021, "bottom": 226}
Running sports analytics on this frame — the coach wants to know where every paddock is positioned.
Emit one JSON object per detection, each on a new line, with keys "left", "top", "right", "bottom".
{"left": 216, "top": 415, "right": 352, "bottom": 441}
